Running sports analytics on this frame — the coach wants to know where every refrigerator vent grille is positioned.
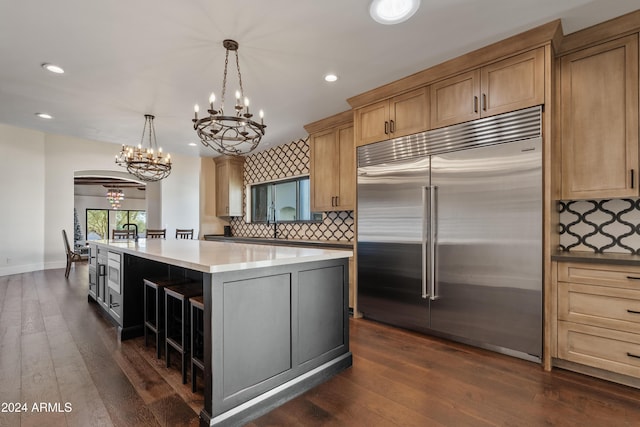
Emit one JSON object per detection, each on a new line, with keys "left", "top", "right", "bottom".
{"left": 358, "top": 105, "right": 542, "bottom": 167}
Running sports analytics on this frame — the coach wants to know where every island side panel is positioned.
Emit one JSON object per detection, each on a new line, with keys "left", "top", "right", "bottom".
{"left": 201, "top": 273, "right": 213, "bottom": 425}
{"left": 207, "top": 258, "right": 351, "bottom": 425}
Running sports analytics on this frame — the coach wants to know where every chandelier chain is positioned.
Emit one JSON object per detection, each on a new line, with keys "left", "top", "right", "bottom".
{"left": 235, "top": 50, "right": 244, "bottom": 101}
{"left": 221, "top": 48, "right": 230, "bottom": 108}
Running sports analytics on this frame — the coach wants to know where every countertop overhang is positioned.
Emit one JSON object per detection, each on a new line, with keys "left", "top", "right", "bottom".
{"left": 552, "top": 251, "right": 640, "bottom": 267}
{"left": 203, "top": 234, "right": 353, "bottom": 249}
{"left": 91, "top": 239, "right": 353, "bottom": 273}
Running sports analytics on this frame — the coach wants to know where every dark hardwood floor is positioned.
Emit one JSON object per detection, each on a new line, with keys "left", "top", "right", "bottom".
{"left": 2, "top": 263, "right": 640, "bottom": 426}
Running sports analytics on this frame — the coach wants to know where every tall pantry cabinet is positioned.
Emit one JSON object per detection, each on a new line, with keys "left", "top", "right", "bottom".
{"left": 560, "top": 35, "right": 639, "bottom": 199}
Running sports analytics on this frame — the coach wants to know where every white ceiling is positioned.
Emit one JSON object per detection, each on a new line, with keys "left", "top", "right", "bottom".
{"left": 1, "top": 0, "right": 639, "bottom": 158}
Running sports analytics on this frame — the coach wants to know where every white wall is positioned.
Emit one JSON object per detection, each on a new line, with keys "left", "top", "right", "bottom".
{"left": 0, "top": 125, "right": 46, "bottom": 275}
{"left": 161, "top": 154, "right": 200, "bottom": 237}
{"left": 0, "top": 123, "right": 201, "bottom": 276}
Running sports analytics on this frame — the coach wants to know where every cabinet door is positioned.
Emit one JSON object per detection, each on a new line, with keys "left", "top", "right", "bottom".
{"left": 560, "top": 35, "right": 639, "bottom": 199}
{"left": 355, "top": 100, "right": 390, "bottom": 147}
{"left": 215, "top": 160, "right": 230, "bottom": 216}
{"left": 431, "top": 69, "right": 481, "bottom": 128}
{"left": 337, "top": 124, "right": 355, "bottom": 210}
{"left": 390, "top": 86, "right": 430, "bottom": 139}
{"left": 215, "top": 157, "right": 244, "bottom": 216}
{"left": 310, "top": 129, "right": 339, "bottom": 211}
{"left": 481, "top": 47, "right": 544, "bottom": 117}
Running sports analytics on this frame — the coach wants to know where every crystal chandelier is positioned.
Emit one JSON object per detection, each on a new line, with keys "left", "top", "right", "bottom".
{"left": 106, "top": 188, "right": 124, "bottom": 209}
{"left": 192, "top": 39, "right": 266, "bottom": 156}
{"left": 115, "top": 114, "right": 172, "bottom": 181}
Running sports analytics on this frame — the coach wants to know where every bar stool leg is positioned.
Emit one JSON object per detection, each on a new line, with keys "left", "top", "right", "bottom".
{"left": 155, "top": 287, "right": 162, "bottom": 359}
{"left": 165, "top": 291, "right": 171, "bottom": 368}
{"left": 181, "top": 298, "right": 187, "bottom": 384}
{"left": 191, "top": 302, "right": 196, "bottom": 393}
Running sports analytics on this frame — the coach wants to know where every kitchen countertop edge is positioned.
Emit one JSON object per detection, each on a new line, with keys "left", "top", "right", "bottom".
{"left": 203, "top": 235, "right": 353, "bottom": 249}
{"left": 552, "top": 251, "right": 640, "bottom": 267}
{"left": 89, "top": 239, "right": 353, "bottom": 274}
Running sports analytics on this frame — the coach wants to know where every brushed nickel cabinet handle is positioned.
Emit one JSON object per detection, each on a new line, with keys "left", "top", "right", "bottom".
{"left": 474, "top": 96, "right": 478, "bottom": 113}
{"left": 627, "top": 309, "right": 640, "bottom": 315}
{"left": 631, "top": 169, "right": 635, "bottom": 189}
{"left": 482, "top": 93, "right": 487, "bottom": 111}
{"left": 626, "top": 276, "right": 640, "bottom": 280}
{"left": 384, "top": 121, "right": 389, "bottom": 135}
{"left": 390, "top": 120, "right": 395, "bottom": 133}
{"left": 627, "top": 352, "right": 640, "bottom": 360}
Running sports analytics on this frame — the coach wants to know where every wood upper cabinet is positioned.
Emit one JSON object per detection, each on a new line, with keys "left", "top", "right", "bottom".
{"left": 306, "top": 111, "right": 355, "bottom": 212}
{"left": 309, "top": 123, "right": 355, "bottom": 211}
{"left": 355, "top": 86, "right": 429, "bottom": 147}
{"left": 560, "top": 35, "right": 639, "bottom": 200}
{"left": 214, "top": 155, "right": 244, "bottom": 217}
{"left": 431, "top": 48, "right": 545, "bottom": 129}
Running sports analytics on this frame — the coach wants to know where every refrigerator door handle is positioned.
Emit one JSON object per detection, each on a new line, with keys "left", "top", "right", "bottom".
{"left": 422, "top": 186, "right": 430, "bottom": 299}
{"left": 430, "top": 185, "right": 439, "bottom": 300}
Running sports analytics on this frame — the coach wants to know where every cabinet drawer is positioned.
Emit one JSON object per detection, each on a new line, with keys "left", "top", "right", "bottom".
{"left": 558, "top": 282, "right": 640, "bottom": 334}
{"left": 558, "top": 262, "right": 640, "bottom": 290}
{"left": 558, "top": 321, "right": 640, "bottom": 378}
{"left": 108, "top": 289, "right": 123, "bottom": 325}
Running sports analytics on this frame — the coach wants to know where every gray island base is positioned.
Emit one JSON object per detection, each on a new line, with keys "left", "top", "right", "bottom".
{"left": 88, "top": 239, "right": 353, "bottom": 426}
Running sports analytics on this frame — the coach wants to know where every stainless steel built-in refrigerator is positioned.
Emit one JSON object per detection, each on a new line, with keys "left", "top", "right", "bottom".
{"left": 357, "top": 106, "right": 542, "bottom": 361}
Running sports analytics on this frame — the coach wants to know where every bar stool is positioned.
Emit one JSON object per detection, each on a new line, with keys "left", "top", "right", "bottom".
{"left": 143, "top": 277, "right": 189, "bottom": 359}
{"left": 165, "top": 282, "right": 203, "bottom": 384}
{"left": 190, "top": 295, "right": 205, "bottom": 393}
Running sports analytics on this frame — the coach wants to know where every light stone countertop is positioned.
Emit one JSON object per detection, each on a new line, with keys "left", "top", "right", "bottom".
{"left": 91, "top": 239, "right": 353, "bottom": 273}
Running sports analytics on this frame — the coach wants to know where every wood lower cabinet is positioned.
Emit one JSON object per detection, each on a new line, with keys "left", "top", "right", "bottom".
{"left": 214, "top": 155, "right": 244, "bottom": 217}
{"left": 556, "top": 262, "right": 640, "bottom": 379}
{"left": 431, "top": 47, "right": 544, "bottom": 129}
{"left": 307, "top": 112, "right": 355, "bottom": 211}
{"left": 560, "top": 34, "right": 639, "bottom": 200}
{"left": 355, "top": 86, "right": 429, "bottom": 147}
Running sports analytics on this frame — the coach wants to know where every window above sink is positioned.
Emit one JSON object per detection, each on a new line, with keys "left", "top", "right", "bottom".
{"left": 247, "top": 176, "right": 322, "bottom": 223}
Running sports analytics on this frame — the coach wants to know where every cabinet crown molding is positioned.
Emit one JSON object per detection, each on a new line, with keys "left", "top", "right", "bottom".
{"left": 347, "top": 19, "right": 561, "bottom": 109}
{"left": 304, "top": 110, "right": 353, "bottom": 135}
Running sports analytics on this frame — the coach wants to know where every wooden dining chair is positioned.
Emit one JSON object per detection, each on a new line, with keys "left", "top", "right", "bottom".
{"left": 146, "top": 229, "right": 166, "bottom": 239}
{"left": 112, "top": 229, "right": 135, "bottom": 239}
{"left": 62, "top": 229, "right": 83, "bottom": 278}
{"left": 175, "top": 229, "right": 194, "bottom": 239}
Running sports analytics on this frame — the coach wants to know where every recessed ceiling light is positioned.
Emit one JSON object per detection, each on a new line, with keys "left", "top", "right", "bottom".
{"left": 188, "top": 142, "right": 198, "bottom": 147}
{"left": 35, "top": 113, "right": 53, "bottom": 119}
{"left": 41, "top": 63, "right": 65, "bottom": 74}
{"left": 370, "top": 0, "right": 420, "bottom": 25}
{"left": 324, "top": 74, "right": 338, "bottom": 82}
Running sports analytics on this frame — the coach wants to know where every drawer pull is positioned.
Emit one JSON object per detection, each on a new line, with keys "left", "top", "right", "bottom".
{"left": 626, "top": 276, "right": 640, "bottom": 281}
{"left": 627, "top": 352, "right": 640, "bottom": 360}
{"left": 627, "top": 309, "right": 640, "bottom": 315}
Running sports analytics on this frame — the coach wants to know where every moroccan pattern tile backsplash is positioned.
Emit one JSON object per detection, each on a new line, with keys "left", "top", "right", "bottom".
{"left": 559, "top": 199, "right": 640, "bottom": 254}
{"left": 229, "top": 138, "right": 354, "bottom": 242}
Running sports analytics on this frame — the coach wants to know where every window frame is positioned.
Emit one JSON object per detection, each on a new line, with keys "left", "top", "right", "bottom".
{"left": 85, "top": 208, "right": 147, "bottom": 240}
{"left": 246, "top": 175, "right": 322, "bottom": 224}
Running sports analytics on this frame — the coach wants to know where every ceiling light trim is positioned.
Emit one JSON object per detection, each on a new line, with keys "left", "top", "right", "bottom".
{"left": 369, "top": 0, "right": 421, "bottom": 25}
{"left": 41, "top": 63, "right": 65, "bottom": 74}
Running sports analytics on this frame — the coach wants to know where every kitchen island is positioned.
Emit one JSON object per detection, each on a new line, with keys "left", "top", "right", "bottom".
{"left": 88, "top": 239, "right": 353, "bottom": 426}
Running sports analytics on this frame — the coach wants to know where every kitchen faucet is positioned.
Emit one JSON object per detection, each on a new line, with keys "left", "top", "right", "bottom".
{"left": 123, "top": 223, "right": 139, "bottom": 242}
{"left": 266, "top": 205, "right": 278, "bottom": 239}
